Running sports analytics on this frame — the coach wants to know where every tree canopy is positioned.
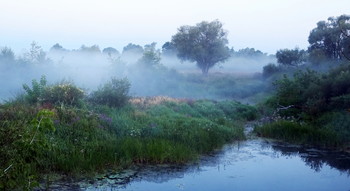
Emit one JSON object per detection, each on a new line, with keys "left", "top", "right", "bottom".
{"left": 171, "top": 20, "right": 230, "bottom": 75}
{"left": 276, "top": 48, "right": 306, "bottom": 66}
{"left": 137, "top": 42, "right": 161, "bottom": 67}
{"left": 308, "top": 14, "right": 350, "bottom": 63}
{"left": 122, "top": 43, "right": 144, "bottom": 55}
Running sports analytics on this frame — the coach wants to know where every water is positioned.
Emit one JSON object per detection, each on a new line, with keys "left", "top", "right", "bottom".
{"left": 69, "top": 138, "right": 350, "bottom": 191}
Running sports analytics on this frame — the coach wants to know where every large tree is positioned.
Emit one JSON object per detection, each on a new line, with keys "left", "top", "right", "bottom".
{"left": 308, "top": 15, "right": 350, "bottom": 63}
{"left": 171, "top": 20, "right": 230, "bottom": 75}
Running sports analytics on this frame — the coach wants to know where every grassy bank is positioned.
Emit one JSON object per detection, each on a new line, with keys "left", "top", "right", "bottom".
{"left": 0, "top": 78, "right": 257, "bottom": 190}
{"left": 254, "top": 120, "right": 341, "bottom": 147}
{"left": 255, "top": 64, "right": 350, "bottom": 148}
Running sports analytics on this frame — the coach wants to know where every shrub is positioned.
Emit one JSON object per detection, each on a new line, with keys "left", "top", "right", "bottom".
{"left": 0, "top": 109, "right": 55, "bottom": 190}
{"left": 254, "top": 120, "right": 341, "bottom": 146}
{"left": 262, "top": 63, "right": 281, "bottom": 78}
{"left": 316, "top": 112, "right": 350, "bottom": 143}
{"left": 22, "top": 76, "right": 84, "bottom": 106}
{"left": 89, "top": 77, "right": 130, "bottom": 107}
{"left": 44, "top": 81, "right": 84, "bottom": 106}
{"left": 22, "top": 75, "right": 47, "bottom": 104}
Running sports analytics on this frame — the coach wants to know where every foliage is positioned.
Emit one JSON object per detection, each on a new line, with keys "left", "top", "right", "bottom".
{"left": 44, "top": 81, "right": 85, "bottom": 106}
{"left": 171, "top": 20, "right": 230, "bottom": 75}
{"left": 79, "top": 45, "right": 101, "bottom": 53}
{"left": 89, "top": 77, "right": 131, "bottom": 107}
{"left": 259, "top": 64, "right": 350, "bottom": 147}
{"left": 102, "top": 47, "right": 119, "bottom": 56}
{"left": 0, "top": 108, "right": 55, "bottom": 190}
{"left": 0, "top": 47, "right": 15, "bottom": 64}
{"left": 254, "top": 120, "right": 341, "bottom": 146}
{"left": 23, "top": 75, "right": 48, "bottom": 104}
{"left": 161, "top": 41, "right": 177, "bottom": 56}
{"left": 137, "top": 42, "right": 161, "bottom": 67}
{"left": 25, "top": 41, "right": 51, "bottom": 64}
{"left": 276, "top": 48, "right": 306, "bottom": 66}
{"left": 231, "top": 47, "right": 266, "bottom": 58}
{"left": 1, "top": 91, "right": 254, "bottom": 189}
{"left": 315, "top": 112, "right": 350, "bottom": 143}
{"left": 122, "top": 43, "right": 144, "bottom": 55}
{"left": 308, "top": 14, "right": 350, "bottom": 63}
{"left": 262, "top": 63, "right": 282, "bottom": 78}
{"left": 22, "top": 76, "right": 84, "bottom": 106}
{"left": 270, "top": 64, "right": 350, "bottom": 119}
{"left": 50, "top": 43, "right": 66, "bottom": 52}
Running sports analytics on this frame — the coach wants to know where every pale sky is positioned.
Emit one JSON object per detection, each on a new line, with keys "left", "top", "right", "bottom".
{"left": 0, "top": 0, "right": 349, "bottom": 54}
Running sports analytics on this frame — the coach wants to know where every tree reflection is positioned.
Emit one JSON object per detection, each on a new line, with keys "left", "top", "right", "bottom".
{"left": 271, "top": 142, "right": 350, "bottom": 174}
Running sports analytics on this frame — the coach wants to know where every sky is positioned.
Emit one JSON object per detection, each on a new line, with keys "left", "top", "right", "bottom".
{"left": 0, "top": 0, "right": 349, "bottom": 54}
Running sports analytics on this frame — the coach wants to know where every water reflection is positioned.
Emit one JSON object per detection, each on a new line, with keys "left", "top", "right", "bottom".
{"left": 270, "top": 141, "right": 350, "bottom": 174}
{"left": 49, "top": 139, "right": 350, "bottom": 191}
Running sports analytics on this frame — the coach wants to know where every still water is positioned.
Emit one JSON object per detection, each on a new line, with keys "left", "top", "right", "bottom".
{"left": 71, "top": 138, "right": 350, "bottom": 191}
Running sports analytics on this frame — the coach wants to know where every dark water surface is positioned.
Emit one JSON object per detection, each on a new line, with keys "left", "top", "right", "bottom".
{"left": 69, "top": 138, "right": 350, "bottom": 191}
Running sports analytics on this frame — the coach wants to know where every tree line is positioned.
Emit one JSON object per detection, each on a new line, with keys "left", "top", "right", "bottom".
{"left": 1, "top": 15, "right": 349, "bottom": 75}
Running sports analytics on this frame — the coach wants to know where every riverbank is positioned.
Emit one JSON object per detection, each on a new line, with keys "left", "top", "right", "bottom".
{"left": 0, "top": 95, "right": 256, "bottom": 190}
{"left": 44, "top": 137, "right": 350, "bottom": 190}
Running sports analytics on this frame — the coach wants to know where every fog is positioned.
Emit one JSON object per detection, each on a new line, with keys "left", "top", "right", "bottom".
{"left": 0, "top": 44, "right": 274, "bottom": 102}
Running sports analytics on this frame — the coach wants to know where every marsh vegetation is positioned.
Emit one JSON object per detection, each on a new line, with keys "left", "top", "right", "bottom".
{"left": 1, "top": 15, "right": 350, "bottom": 190}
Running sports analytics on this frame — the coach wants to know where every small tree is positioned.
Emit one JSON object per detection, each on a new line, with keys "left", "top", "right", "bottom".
{"left": 276, "top": 48, "right": 306, "bottom": 66}
{"left": 122, "top": 43, "right": 144, "bottom": 55}
{"left": 25, "top": 42, "right": 51, "bottom": 64}
{"left": 102, "top": 47, "right": 119, "bottom": 57}
{"left": 79, "top": 45, "right": 101, "bottom": 53}
{"left": 171, "top": 20, "right": 230, "bottom": 75}
{"left": 0, "top": 47, "right": 15, "bottom": 64}
{"left": 137, "top": 42, "right": 161, "bottom": 67}
{"left": 89, "top": 78, "right": 131, "bottom": 107}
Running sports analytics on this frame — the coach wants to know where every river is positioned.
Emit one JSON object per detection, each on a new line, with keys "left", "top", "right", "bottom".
{"left": 51, "top": 136, "right": 350, "bottom": 191}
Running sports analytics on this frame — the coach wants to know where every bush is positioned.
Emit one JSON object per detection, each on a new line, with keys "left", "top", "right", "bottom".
{"left": 44, "top": 81, "right": 84, "bottom": 106}
{"left": 22, "top": 75, "right": 47, "bottom": 104}
{"left": 89, "top": 77, "right": 130, "bottom": 107}
{"left": 262, "top": 63, "right": 281, "bottom": 78}
{"left": 270, "top": 65, "right": 350, "bottom": 119}
{"left": 316, "top": 112, "right": 350, "bottom": 143}
{"left": 22, "top": 76, "right": 84, "bottom": 106}
{"left": 254, "top": 120, "right": 341, "bottom": 146}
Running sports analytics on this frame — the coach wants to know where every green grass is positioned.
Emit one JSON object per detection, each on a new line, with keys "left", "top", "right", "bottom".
{"left": 254, "top": 120, "right": 342, "bottom": 147}
{"left": 0, "top": 97, "right": 254, "bottom": 190}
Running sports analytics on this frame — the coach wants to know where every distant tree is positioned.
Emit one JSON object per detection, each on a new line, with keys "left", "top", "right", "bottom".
{"left": 79, "top": 45, "right": 101, "bottom": 53}
{"left": 102, "top": 47, "right": 119, "bottom": 56}
{"left": 276, "top": 48, "right": 306, "bottom": 66}
{"left": 171, "top": 20, "right": 230, "bottom": 75}
{"left": 262, "top": 63, "right": 281, "bottom": 78}
{"left": 338, "top": 15, "right": 350, "bottom": 61}
{"left": 137, "top": 42, "right": 161, "bottom": 67}
{"left": 122, "top": 43, "right": 144, "bottom": 55}
{"left": 233, "top": 48, "right": 265, "bottom": 58}
{"left": 25, "top": 41, "right": 51, "bottom": 64}
{"left": 0, "top": 47, "right": 15, "bottom": 64}
{"left": 89, "top": 77, "right": 130, "bottom": 107}
{"left": 308, "top": 15, "right": 350, "bottom": 63}
{"left": 161, "top": 41, "right": 177, "bottom": 56}
{"left": 50, "top": 43, "right": 65, "bottom": 52}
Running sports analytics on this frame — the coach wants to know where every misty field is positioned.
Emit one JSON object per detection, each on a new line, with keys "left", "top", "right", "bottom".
{"left": 1, "top": 13, "right": 350, "bottom": 190}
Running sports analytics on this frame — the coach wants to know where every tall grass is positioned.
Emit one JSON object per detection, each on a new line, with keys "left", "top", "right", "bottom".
{"left": 254, "top": 120, "right": 342, "bottom": 147}
{"left": 1, "top": 94, "right": 254, "bottom": 189}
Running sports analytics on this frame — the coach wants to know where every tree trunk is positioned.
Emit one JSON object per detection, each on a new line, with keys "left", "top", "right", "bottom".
{"left": 201, "top": 63, "right": 209, "bottom": 75}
